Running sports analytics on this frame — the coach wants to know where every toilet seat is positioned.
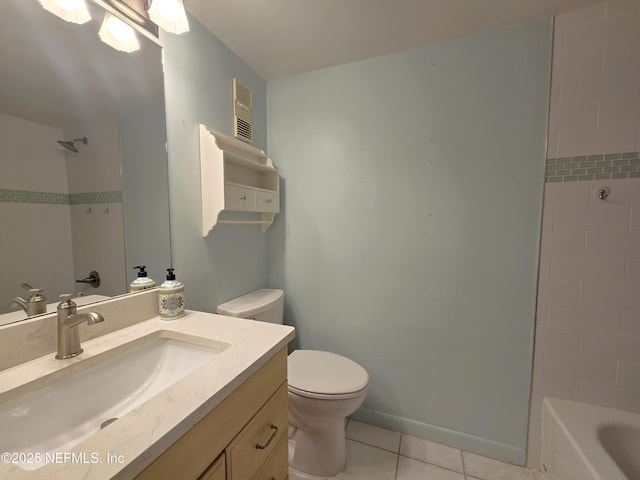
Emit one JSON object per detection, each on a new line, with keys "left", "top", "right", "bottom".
{"left": 288, "top": 350, "right": 369, "bottom": 399}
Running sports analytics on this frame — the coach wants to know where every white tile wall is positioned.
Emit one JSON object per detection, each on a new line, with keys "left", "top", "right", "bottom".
{"left": 528, "top": 179, "right": 640, "bottom": 467}
{"left": 0, "top": 112, "right": 68, "bottom": 192}
{"left": 64, "top": 117, "right": 123, "bottom": 194}
{"left": 0, "top": 112, "right": 127, "bottom": 315}
{"left": 547, "top": 1, "right": 640, "bottom": 158}
{"left": 70, "top": 203, "right": 127, "bottom": 297}
{"left": 530, "top": 0, "right": 640, "bottom": 467}
{"left": 0, "top": 203, "right": 76, "bottom": 313}
{"left": 0, "top": 113, "right": 76, "bottom": 313}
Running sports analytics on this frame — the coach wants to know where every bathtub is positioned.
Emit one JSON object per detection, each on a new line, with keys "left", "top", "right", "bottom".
{"left": 541, "top": 397, "right": 640, "bottom": 480}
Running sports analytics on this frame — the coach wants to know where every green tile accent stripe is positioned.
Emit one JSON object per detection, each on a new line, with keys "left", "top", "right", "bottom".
{"left": 69, "top": 191, "right": 123, "bottom": 204}
{"left": 0, "top": 189, "right": 68, "bottom": 204}
{"left": 546, "top": 152, "right": 640, "bottom": 183}
{"left": 0, "top": 189, "right": 122, "bottom": 205}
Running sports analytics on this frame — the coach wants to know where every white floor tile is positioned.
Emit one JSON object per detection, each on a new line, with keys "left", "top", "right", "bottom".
{"left": 336, "top": 440, "right": 398, "bottom": 480}
{"left": 462, "top": 452, "right": 536, "bottom": 480}
{"left": 289, "top": 439, "right": 397, "bottom": 480}
{"left": 346, "top": 420, "right": 402, "bottom": 453}
{"left": 290, "top": 421, "right": 542, "bottom": 480}
{"left": 289, "top": 439, "right": 330, "bottom": 480}
{"left": 400, "top": 434, "right": 464, "bottom": 472}
{"left": 289, "top": 468, "right": 330, "bottom": 480}
{"left": 532, "top": 471, "right": 548, "bottom": 480}
{"left": 397, "top": 456, "right": 465, "bottom": 480}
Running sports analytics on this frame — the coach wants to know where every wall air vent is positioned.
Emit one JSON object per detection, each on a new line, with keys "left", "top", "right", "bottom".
{"left": 233, "top": 78, "right": 253, "bottom": 143}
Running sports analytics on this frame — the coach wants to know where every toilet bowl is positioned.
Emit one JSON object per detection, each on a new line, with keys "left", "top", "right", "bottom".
{"left": 216, "top": 289, "right": 369, "bottom": 477}
{"left": 287, "top": 349, "right": 368, "bottom": 476}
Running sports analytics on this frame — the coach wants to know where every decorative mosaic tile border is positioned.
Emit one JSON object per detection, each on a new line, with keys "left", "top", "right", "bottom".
{"left": 0, "top": 189, "right": 68, "bottom": 204}
{"left": 69, "top": 191, "right": 122, "bottom": 204}
{"left": 546, "top": 152, "right": 640, "bottom": 183}
{"left": 0, "top": 189, "right": 122, "bottom": 205}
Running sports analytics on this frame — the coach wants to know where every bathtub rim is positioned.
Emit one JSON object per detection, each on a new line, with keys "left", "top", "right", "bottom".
{"left": 542, "top": 396, "right": 638, "bottom": 480}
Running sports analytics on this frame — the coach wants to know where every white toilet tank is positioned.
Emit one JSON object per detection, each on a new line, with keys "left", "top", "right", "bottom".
{"left": 216, "top": 289, "right": 284, "bottom": 324}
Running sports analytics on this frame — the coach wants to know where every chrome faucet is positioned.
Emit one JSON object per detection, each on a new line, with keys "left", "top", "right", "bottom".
{"left": 10, "top": 283, "right": 47, "bottom": 317}
{"left": 56, "top": 294, "right": 104, "bottom": 359}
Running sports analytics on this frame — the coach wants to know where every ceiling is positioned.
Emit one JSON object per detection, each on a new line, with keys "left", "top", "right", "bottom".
{"left": 185, "top": 0, "right": 603, "bottom": 81}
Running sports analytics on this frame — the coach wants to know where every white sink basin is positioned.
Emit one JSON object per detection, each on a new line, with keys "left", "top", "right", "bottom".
{"left": 0, "top": 332, "right": 228, "bottom": 470}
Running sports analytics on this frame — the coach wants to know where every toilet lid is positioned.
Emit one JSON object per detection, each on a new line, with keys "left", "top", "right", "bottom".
{"left": 288, "top": 350, "right": 369, "bottom": 395}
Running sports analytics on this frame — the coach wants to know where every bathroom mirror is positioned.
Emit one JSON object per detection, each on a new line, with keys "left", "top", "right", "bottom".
{"left": 0, "top": 0, "right": 170, "bottom": 325}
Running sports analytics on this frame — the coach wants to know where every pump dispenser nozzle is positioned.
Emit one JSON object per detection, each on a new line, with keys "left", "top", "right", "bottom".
{"left": 130, "top": 266, "right": 155, "bottom": 292}
{"left": 133, "top": 266, "right": 149, "bottom": 277}
{"left": 166, "top": 268, "right": 176, "bottom": 280}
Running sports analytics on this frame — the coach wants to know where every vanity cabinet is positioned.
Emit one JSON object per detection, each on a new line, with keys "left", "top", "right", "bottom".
{"left": 199, "top": 454, "right": 225, "bottom": 480}
{"left": 135, "top": 348, "right": 288, "bottom": 480}
{"left": 199, "top": 125, "right": 280, "bottom": 235}
{"left": 226, "top": 383, "right": 288, "bottom": 479}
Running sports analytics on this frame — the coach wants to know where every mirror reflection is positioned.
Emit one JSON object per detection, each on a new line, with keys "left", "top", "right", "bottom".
{"left": 0, "top": 0, "right": 170, "bottom": 325}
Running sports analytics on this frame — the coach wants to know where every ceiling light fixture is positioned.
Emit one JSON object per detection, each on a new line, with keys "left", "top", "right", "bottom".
{"left": 38, "top": 0, "right": 91, "bottom": 24}
{"left": 98, "top": 12, "right": 140, "bottom": 52}
{"left": 148, "top": 0, "right": 190, "bottom": 34}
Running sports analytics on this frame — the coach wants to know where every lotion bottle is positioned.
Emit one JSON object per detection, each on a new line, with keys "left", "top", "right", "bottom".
{"left": 130, "top": 265, "right": 156, "bottom": 292}
{"left": 159, "top": 268, "right": 185, "bottom": 320}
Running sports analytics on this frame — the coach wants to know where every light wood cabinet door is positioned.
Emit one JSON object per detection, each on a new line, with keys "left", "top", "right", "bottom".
{"left": 255, "top": 435, "right": 288, "bottom": 480}
{"left": 226, "top": 382, "right": 288, "bottom": 480}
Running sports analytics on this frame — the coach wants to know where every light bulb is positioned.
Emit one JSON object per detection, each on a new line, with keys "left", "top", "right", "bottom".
{"left": 98, "top": 12, "right": 140, "bottom": 53}
{"left": 148, "top": 0, "right": 190, "bottom": 34}
{"left": 38, "top": 0, "right": 91, "bottom": 24}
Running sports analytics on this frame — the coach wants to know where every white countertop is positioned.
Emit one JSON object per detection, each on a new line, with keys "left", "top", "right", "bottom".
{"left": 0, "top": 310, "right": 295, "bottom": 479}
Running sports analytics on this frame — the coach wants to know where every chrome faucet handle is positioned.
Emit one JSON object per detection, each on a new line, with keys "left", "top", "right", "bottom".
{"left": 22, "top": 284, "right": 45, "bottom": 300}
{"left": 12, "top": 286, "right": 47, "bottom": 316}
{"left": 27, "top": 288, "right": 44, "bottom": 297}
{"left": 58, "top": 293, "right": 78, "bottom": 308}
{"left": 59, "top": 293, "right": 80, "bottom": 301}
{"left": 75, "top": 270, "right": 101, "bottom": 288}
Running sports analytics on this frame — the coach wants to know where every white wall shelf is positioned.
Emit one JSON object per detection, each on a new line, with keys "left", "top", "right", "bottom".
{"left": 199, "top": 125, "right": 279, "bottom": 236}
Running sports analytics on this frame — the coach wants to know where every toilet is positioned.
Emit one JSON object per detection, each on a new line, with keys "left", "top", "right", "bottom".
{"left": 217, "top": 289, "right": 369, "bottom": 477}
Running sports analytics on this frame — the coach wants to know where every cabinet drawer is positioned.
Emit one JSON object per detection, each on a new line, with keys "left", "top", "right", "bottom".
{"left": 255, "top": 435, "right": 288, "bottom": 480}
{"left": 225, "top": 184, "right": 256, "bottom": 210}
{"left": 256, "top": 191, "right": 279, "bottom": 212}
{"left": 227, "top": 382, "right": 288, "bottom": 480}
{"left": 198, "top": 453, "right": 225, "bottom": 480}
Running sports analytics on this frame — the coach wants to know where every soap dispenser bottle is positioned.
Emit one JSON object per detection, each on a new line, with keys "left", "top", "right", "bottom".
{"left": 159, "top": 268, "right": 185, "bottom": 320}
{"left": 130, "top": 266, "right": 156, "bottom": 292}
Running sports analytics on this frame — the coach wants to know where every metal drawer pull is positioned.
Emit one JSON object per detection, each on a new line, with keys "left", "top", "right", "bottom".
{"left": 255, "top": 424, "right": 278, "bottom": 449}
{"left": 240, "top": 194, "right": 247, "bottom": 200}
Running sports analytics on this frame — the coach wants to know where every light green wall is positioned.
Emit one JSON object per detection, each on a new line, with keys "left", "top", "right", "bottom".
{"left": 267, "top": 19, "right": 552, "bottom": 464}
{"left": 161, "top": 16, "right": 269, "bottom": 311}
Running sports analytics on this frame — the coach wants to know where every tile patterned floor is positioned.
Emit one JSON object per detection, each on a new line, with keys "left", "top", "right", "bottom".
{"left": 289, "top": 420, "right": 547, "bottom": 480}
